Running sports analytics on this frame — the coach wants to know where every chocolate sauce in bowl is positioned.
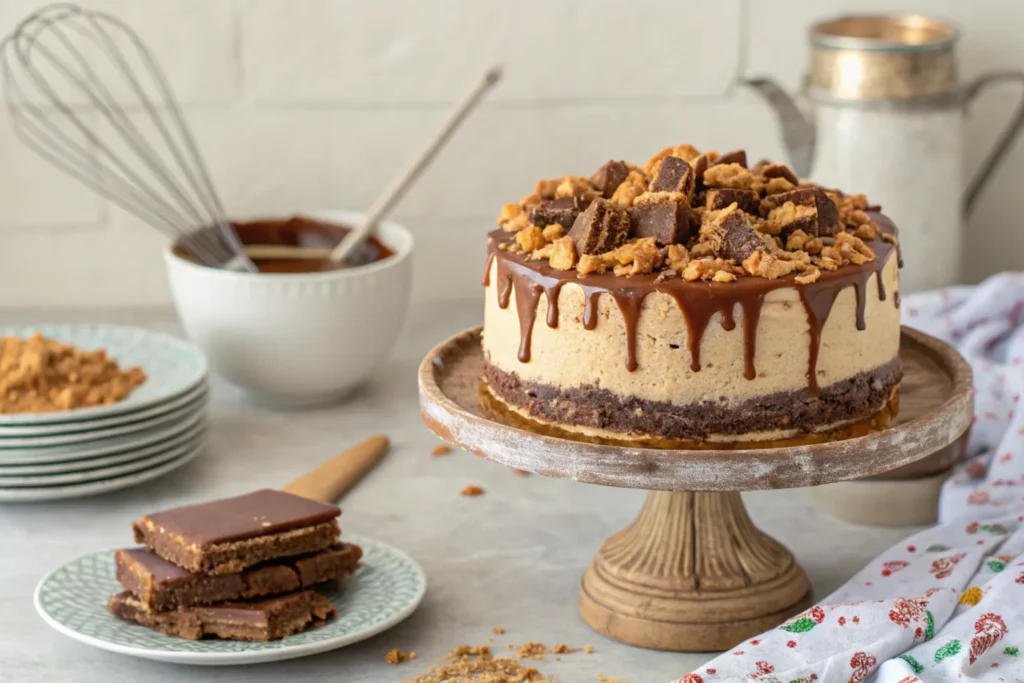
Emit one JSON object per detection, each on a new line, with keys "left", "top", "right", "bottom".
{"left": 176, "top": 216, "right": 395, "bottom": 273}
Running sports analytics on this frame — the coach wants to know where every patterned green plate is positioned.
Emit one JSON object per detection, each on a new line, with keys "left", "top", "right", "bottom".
{"left": 34, "top": 535, "right": 426, "bottom": 665}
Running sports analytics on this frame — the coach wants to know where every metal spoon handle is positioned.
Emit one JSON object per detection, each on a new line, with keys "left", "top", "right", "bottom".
{"left": 329, "top": 66, "right": 502, "bottom": 264}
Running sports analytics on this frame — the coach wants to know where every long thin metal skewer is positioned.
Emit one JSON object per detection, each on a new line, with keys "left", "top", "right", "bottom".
{"left": 328, "top": 66, "right": 502, "bottom": 265}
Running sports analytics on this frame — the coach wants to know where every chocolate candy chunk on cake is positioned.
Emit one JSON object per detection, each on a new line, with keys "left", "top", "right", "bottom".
{"left": 484, "top": 144, "right": 901, "bottom": 447}
{"left": 110, "top": 489, "right": 361, "bottom": 641}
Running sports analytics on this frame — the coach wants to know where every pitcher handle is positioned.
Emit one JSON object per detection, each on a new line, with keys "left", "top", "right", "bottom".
{"left": 962, "top": 70, "right": 1024, "bottom": 217}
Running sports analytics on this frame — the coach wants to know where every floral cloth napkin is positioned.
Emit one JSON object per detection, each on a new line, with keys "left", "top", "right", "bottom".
{"left": 674, "top": 273, "right": 1024, "bottom": 683}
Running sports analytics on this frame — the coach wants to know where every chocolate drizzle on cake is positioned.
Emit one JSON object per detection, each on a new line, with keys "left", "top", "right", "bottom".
{"left": 481, "top": 252, "right": 495, "bottom": 287}
{"left": 488, "top": 213, "right": 898, "bottom": 394}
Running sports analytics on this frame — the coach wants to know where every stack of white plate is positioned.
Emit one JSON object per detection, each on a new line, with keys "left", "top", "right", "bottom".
{"left": 0, "top": 325, "right": 208, "bottom": 503}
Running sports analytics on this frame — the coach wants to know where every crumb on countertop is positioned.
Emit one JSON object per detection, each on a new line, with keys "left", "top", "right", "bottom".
{"left": 402, "top": 643, "right": 552, "bottom": 682}
{"left": 516, "top": 642, "right": 548, "bottom": 660}
{"left": 460, "top": 485, "right": 485, "bottom": 497}
{"left": 431, "top": 444, "right": 451, "bottom": 456}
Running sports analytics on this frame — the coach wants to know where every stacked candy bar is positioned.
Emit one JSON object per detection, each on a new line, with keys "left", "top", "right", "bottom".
{"left": 107, "top": 489, "right": 361, "bottom": 641}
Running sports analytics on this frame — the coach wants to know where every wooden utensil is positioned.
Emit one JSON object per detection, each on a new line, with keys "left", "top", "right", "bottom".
{"left": 282, "top": 435, "right": 389, "bottom": 502}
{"left": 236, "top": 66, "right": 501, "bottom": 265}
{"left": 327, "top": 66, "right": 503, "bottom": 265}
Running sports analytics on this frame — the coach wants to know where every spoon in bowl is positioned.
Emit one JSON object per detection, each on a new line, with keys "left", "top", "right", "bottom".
{"left": 328, "top": 65, "right": 502, "bottom": 267}
{"left": 243, "top": 66, "right": 502, "bottom": 267}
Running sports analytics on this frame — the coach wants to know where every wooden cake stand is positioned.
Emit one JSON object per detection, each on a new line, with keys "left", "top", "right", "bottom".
{"left": 418, "top": 326, "right": 972, "bottom": 652}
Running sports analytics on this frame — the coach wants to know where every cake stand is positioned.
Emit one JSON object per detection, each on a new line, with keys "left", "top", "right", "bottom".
{"left": 418, "top": 326, "right": 972, "bottom": 652}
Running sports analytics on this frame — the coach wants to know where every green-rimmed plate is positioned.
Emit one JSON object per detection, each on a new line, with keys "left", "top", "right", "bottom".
{"left": 34, "top": 535, "right": 426, "bottom": 665}
{"left": 0, "top": 325, "right": 207, "bottom": 426}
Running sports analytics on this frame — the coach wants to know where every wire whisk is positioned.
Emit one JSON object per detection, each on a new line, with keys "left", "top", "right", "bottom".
{"left": 1, "top": 3, "right": 256, "bottom": 271}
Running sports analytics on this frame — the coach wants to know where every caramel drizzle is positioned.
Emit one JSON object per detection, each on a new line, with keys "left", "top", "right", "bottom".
{"left": 488, "top": 214, "right": 898, "bottom": 394}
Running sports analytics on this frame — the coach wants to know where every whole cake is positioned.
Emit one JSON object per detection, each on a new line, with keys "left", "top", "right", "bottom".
{"left": 481, "top": 144, "right": 902, "bottom": 447}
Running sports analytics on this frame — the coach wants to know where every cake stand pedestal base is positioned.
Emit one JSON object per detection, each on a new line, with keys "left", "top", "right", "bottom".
{"left": 420, "top": 326, "right": 972, "bottom": 652}
{"left": 579, "top": 491, "right": 811, "bottom": 652}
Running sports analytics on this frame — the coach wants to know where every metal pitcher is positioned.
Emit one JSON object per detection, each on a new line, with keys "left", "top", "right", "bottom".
{"left": 747, "top": 15, "right": 1024, "bottom": 293}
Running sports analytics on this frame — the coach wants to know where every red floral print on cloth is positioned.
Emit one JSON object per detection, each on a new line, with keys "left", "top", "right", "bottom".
{"left": 964, "top": 461, "right": 988, "bottom": 479}
{"left": 882, "top": 560, "right": 910, "bottom": 577}
{"left": 888, "top": 598, "right": 928, "bottom": 628}
{"left": 750, "top": 661, "right": 774, "bottom": 679}
{"left": 779, "top": 605, "right": 827, "bottom": 634}
{"left": 968, "top": 490, "right": 991, "bottom": 505}
{"left": 930, "top": 553, "right": 968, "bottom": 579}
{"left": 669, "top": 278, "right": 1024, "bottom": 683}
{"left": 679, "top": 675, "right": 703, "bottom": 683}
{"left": 848, "top": 652, "right": 877, "bottom": 683}
{"left": 969, "top": 613, "right": 1007, "bottom": 664}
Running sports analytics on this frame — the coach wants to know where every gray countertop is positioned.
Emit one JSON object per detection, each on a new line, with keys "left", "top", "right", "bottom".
{"left": 0, "top": 302, "right": 918, "bottom": 683}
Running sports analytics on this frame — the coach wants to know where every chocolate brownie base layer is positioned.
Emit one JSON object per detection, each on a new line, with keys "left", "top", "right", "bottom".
{"left": 132, "top": 520, "right": 341, "bottom": 576}
{"left": 115, "top": 543, "right": 362, "bottom": 611}
{"left": 107, "top": 589, "right": 335, "bottom": 642}
{"left": 482, "top": 357, "right": 901, "bottom": 445}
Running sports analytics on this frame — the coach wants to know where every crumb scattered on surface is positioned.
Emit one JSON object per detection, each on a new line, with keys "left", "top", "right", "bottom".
{"left": 492, "top": 626, "right": 506, "bottom": 634}
{"left": 460, "top": 485, "right": 485, "bottom": 497}
{"left": 551, "top": 644, "right": 572, "bottom": 654}
{"left": 386, "top": 649, "right": 411, "bottom": 665}
{"left": 583, "top": 645, "right": 595, "bottom": 654}
{"left": 513, "top": 469, "right": 531, "bottom": 477}
{"left": 431, "top": 444, "right": 451, "bottom": 456}
{"left": 402, "top": 644, "right": 553, "bottom": 683}
{"left": 516, "top": 642, "right": 548, "bottom": 660}
{"left": 0, "top": 333, "right": 146, "bottom": 414}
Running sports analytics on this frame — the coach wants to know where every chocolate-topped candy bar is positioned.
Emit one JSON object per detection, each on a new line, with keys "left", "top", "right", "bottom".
{"left": 713, "top": 149, "right": 748, "bottom": 168}
{"left": 116, "top": 543, "right": 361, "bottom": 611}
{"left": 568, "top": 198, "right": 631, "bottom": 255}
{"left": 700, "top": 204, "right": 773, "bottom": 262}
{"left": 629, "top": 192, "right": 690, "bottom": 245}
{"left": 761, "top": 187, "right": 842, "bottom": 237}
{"left": 590, "top": 159, "right": 630, "bottom": 198}
{"left": 108, "top": 589, "right": 335, "bottom": 642}
{"left": 132, "top": 489, "right": 341, "bottom": 575}
{"left": 529, "top": 196, "right": 588, "bottom": 229}
{"left": 706, "top": 188, "right": 760, "bottom": 215}
{"left": 649, "top": 156, "right": 695, "bottom": 197}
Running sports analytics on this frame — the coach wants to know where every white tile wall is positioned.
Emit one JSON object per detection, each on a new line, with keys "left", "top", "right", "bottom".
{"left": 0, "top": 0, "right": 1021, "bottom": 308}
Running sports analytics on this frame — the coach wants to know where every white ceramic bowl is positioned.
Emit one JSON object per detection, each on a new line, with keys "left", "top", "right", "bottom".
{"left": 163, "top": 210, "right": 413, "bottom": 406}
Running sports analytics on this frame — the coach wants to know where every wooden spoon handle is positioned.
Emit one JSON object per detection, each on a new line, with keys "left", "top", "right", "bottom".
{"left": 282, "top": 435, "right": 390, "bottom": 502}
{"left": 328, "top": 65, "right": 502, "bottom": 264}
